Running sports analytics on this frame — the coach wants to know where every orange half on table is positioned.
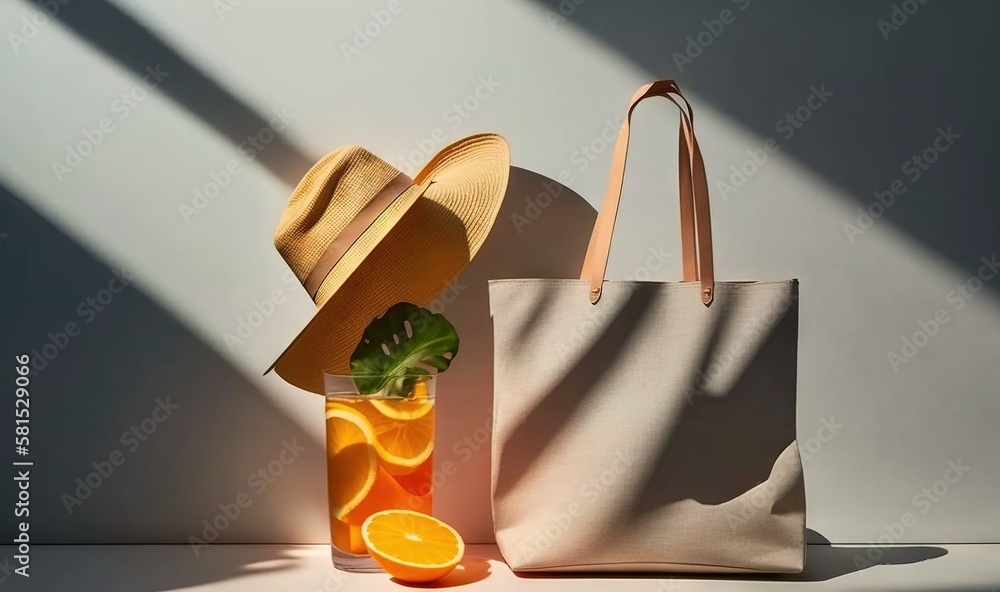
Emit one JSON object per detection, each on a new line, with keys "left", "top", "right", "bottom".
{"left": 361, "top": 509, "right": 465, "bottom": 583}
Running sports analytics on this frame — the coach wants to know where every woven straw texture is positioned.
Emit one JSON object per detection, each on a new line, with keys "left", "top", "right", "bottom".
{"left": 272, "top": 133, "right": 509, "bottom": 393}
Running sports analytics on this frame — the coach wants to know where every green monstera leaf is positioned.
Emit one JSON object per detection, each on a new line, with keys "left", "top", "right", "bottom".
{"left": 350, "top": 302, "right": 459, "bottom": 397}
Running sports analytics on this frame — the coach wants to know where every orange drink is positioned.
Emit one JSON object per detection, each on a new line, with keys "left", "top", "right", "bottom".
{"left": 324, "top": 373, "right": 435, "bottom": 571}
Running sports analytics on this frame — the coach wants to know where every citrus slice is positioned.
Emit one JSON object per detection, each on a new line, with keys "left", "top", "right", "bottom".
{"left": 356, "top": 401, "right": 434, "bottom": 474}
{"left": 340, "top": 465, "right": 430, "bottom": 525}
{"left": 392, "top": 455, "right": 434, "bottom": 497}
{"left": 325, "top": 404, "right": 379, "bottom": 522}
{"left": 361, "top": 510, "right": 464, "bottom": 583}
{"left": 331, "top": 519, "right": 367, "bottom": 555}
{"left": 370, "top": 381, "right": 433, "bottom": 420}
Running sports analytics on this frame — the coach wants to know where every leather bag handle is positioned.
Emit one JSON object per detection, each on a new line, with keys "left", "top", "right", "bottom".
{"left": 580, "top": 80, "right": 715, "bottom": 306}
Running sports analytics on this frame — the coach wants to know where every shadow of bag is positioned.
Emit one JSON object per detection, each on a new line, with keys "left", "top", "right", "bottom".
{"left": 488, "top": 80, "right": 805, "bottom": 573}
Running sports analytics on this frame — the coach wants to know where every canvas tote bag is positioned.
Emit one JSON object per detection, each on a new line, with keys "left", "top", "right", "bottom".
{"left": 488, "top": 80, "right": 805, "bottom": 573}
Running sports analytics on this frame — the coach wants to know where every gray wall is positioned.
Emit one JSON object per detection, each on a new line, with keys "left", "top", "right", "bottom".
{"left": 1, "top": 0, "right": 997, "bottom": 552}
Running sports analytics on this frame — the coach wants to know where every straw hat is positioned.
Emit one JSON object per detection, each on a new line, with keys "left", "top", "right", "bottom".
{"left": 266, "top": 133, "right": 510, "bottom": 394}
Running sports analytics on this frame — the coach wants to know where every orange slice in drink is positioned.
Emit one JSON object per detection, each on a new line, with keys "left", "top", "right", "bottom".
{"left": 370, "top": 381, "right": 433, "bottom": 420}
{"left": 392, "top": 455, "right": 434, "bottom": 497}
{"left": 370, "top": 397, "right": 433, "bottom": 420}
{"left": 331, "top": 519, "right": 366, "bottom": 554}
{"left": 325, "top": 404, "right": 379, "bottom": 522}
{"left": 361, "top": 510, "right": 464, "bottom": 583}
{"left": 356, "top": 401, "right": 434, "bottom": 475}
{"left": 340, "top": 466, "right": 430, "bottom": 525}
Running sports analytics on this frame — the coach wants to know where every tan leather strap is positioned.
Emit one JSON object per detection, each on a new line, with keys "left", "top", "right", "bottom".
{"left": 303, "top": 172, "right": 415, "bottom": 297}
{"left": 582, "top": 86, "right": 699, "bottom": 282}
{"left": 580, "top": 80, "right": 715, "bottom": 306}
{"left": 582, "top": 81, "right": 699, "bottom": 288}
{"left": 666, "top": 92, "right": 698, "bottom": 283}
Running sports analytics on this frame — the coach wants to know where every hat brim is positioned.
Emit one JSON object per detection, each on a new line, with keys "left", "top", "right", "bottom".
{"left": 266, "top": 133, "right": 510, "bottom": 394}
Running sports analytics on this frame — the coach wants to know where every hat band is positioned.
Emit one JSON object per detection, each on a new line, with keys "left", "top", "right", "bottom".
{"left": 303, "top": 172, "right": 415, "bottom": 298}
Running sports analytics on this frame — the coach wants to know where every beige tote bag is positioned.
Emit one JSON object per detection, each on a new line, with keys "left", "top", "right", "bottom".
{"left": 489, "top": 80, "right": 805, "bottom": 573}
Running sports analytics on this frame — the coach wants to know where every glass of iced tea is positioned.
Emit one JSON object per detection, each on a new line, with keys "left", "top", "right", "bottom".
{"left": 324, "top": 373, "right": 435, "bottom": 572}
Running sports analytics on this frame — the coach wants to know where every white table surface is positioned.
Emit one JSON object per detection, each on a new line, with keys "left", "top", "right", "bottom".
{"left": 7, "top": 544, "right": 1000, "bottom": 591}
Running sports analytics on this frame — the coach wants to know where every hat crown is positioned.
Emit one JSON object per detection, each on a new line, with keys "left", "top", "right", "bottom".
{"left": 274, "top": 146, "right": 402, "bottom": 285}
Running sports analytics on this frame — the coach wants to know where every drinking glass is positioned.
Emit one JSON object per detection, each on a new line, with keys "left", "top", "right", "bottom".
{"left": 324, "top": 373, "right": 435, "bottom": 572}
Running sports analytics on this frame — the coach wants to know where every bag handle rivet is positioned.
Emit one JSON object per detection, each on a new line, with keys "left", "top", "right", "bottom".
{"left": 579, "top": 80, "right": 715, "bottom": 305}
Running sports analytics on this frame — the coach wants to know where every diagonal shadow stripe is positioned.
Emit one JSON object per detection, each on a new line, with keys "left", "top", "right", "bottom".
{"left": 0, "top": 180, "right": 327, "bottom": 551}
{"left": 31, "top": 0, "right": 315, "bottom": 187}
{"left": 492, "top": 285, "right": 660, "bottom": 502}
{"left": 526, "top": 0, "right": 1000, "bottom": 294}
